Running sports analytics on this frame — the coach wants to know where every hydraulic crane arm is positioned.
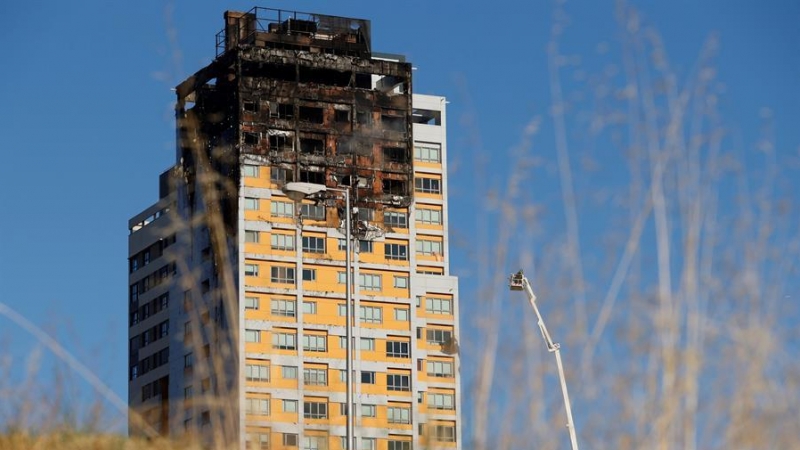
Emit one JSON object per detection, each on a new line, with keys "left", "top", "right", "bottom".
{"left": 509, "top": 270, "right": 580, "bottom": 450}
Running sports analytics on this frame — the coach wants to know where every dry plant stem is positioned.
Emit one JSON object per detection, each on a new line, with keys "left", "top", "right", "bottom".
{"left": 548, "top": 0, "right": 589, "bottom": 343}
{"left": 0, "top": 302, "right": 158, "bottom": 438}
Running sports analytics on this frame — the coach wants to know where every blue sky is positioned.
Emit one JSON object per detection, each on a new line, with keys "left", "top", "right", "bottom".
{"left": 1, "top": 0, "right": 798, "bottom": 438}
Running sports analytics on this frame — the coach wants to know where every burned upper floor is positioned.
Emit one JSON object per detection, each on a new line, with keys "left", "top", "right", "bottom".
{"left": 175, "top": 7, "right": 418, "bottom": 215}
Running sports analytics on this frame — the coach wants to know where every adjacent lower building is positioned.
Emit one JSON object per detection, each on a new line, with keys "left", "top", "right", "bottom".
{"left": 128, "top": 7, "right": 460, "bottom": 450}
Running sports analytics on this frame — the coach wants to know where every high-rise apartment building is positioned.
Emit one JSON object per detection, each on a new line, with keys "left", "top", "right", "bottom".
{"left": 128, "top": 8, "right": 460, "bottom": 450}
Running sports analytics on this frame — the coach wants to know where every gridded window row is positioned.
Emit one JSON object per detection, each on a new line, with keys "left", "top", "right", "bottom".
{"left": 359, "top": 306, "right": 382, "bottom": 324}
{"left": 270, "top": 200, "right": 294, "bottom": 217}
{"left": 425, "top": 297, "right": 453, "bottom": 315}
{"left": 414, "top": 177, "right": 441, "bottom": 194}
{"left": 245, "top": 230, "right": 260, "bottom": 243}
{"left": 385, "top": 243, "right": 408, "bottom": 260}
{"left": 387, "top": 374, "right": 411, "bottom": 391}
{"left": 244, "top": 398, "right": 270, "bottom": 415}
{"left": 245, "top": 363, "right": 270, "bottom": 382}
{"left": 386, "top": 340, "right": 410, "bottom": 358}
{"left": 302, "top": 236, "right": 326, "bottom": 253}
{"left": 303, "top": 368, "right": 327, "bottom": 386}
{"left": 303, "top": 334, "right": 327, "bottom": 352}
{"left": 337, "top": 239, "right": 373, "bottom": 253}
{"left": 388, "top": 406, "right": 411, "bottom": 424}
{"left": 271, "top": 266, "right": 295, "bottom": 283}
{"left": 271, "top": 234, "right": 295, "bottom": 250}
{"left": 426, "top": 360, "right": 455, "bottom": 378}
{"left": 272, "top": 332, "right": 296, "bottom": 350}
{"left": 414, "top": 143, "right": 442, "bottom": 162}
{"left": 416, "top": 239, "right": 442, "bottom": 256}
{"left": 415, "top": 208, "right": 442, "bottom": 224}
{"left": 432, "top": 424, "right": 457, "bottom": 442}
{"left": 388, "top": 442, "right": 412, "bottom": 450}
{"left": 303, "top": 401, "right": 328, "bottom": 419}
{"left": 384, "top": 210, "right": 408, "bottom": 228}
{"left": 428, "top": 392, "right": 456, "bottom": 410}
{"left": 427, "top": 328, "right": 453, "bottom": 345}
{"left": 271, "top": 299, "right": 296, "bottom": 317}
{"left": 243, "top": 164, "right": 260, "bottom": 178}
{"left": 300, "top": 204, "right": 326, "bottom": 220}
{"left": 245, "top": 431, "right": 270, "bottom": 450}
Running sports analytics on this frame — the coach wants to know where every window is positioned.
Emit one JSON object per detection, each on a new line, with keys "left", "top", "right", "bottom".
{"left": 303, "top": 368, "right": 327, "bottom": 386}
{"left": 270, "top": 234, "right": 295, "bottom": 250}
{"left": 394, "top": 276, "right": 409, "bottom": 289}
{"left": 184, "top": 386, "right": 193, "bottom": 399}
{"left": 414, "top": 143, "right": 441, "bottom": 162}
{"left": 388, "top": 441, "right": 411, "bottom": 450}
{"left": 184, "top": 352, "right": 194, "bottom": 368}
{"left": 247, "top": 432, "right": 270, "bottom": 450}
{"left": 359, "top": 274, "right": 382, "bottom": 291}
{"left": 271, "top": 299, "right": 296, "bottom": 317}
{"left": 387, "top": 374, "right": 411, "bottom": 391}
{"left": 388, "top": 406, "right": 411, "bottom": 424}
{"left": 272, "top": 332, "right": 296, "bottom": 350}
{"left": 337, "top": 239, "right": 347, "bottom": 251}
{"left": 245, "top": 197, "right": 260, "bottom": 210}
{"left": 300, "top": 204, "right": 326, "bottom": 220}
{"left": 382, "top": 179, "right": 406, "bottom": 195}
{"left": 283, "top": 433, "right": 298, "bottom": 447}
{"left": 359, "top": 306, "right": 382, "bottom": 324}
{"left": 334, "top": 109, "right": 350, "bottom": 123}
{"left": 245, "top": 230, "right": 260, "bottom": 243}
{"left": 358, "top": 240, "right": 374, "bottom": 253}
{"left": 415, "top": 208, "right": 442, "bottom": 224}
{"left": 243, "top": 165, "right": 259, "bottom": 177}
{"left": 426, "top": 360, "right": 454, "bottom": 378}
{"left": 302, "top": 236, "right": 326, "bottom": 253}
{"left": 303, "top": 436, "right": 325, "bottom": 450}
{"left": 271, "top": 266, "right": 295, "bottom": 284}
{"left": 414, "top": 177, "right": 441, "bottom": 194}
{"left": 270, "top": 103, "right": 293, "bottom": 119}
{"left": 416, "top": 240, "right": 442, "bottom": 256}
{"left": 426, "top": 328, "right": 453, "bottom": 345}
{"left": 269, "top": 134, "right": 293, "bottom": 152}
{"left": 271, "top": 166, "right": 293, "bottom": 183}
{"left": 302, "top": 269, "right": 316, "bottom": 282}
{"left": 394, "top": 308, "right": 409, "bottom": 321}
{"left": 360, "top": 337, "right": 375, "bottom": 351}
{"left": 245, "top": 263, "right": 259, "bottom": 277}
{"left": 299, "top": 170, "right": 325, "bottom": 184}
{"left": 385, "top": 243, "right": 408, "bottom": 260}
{"left": 357, "top": 207, "right": 375, "bottom": 221}
{"left": 428, "top": 392, "right": 455, "bottom": 410}
{"left": 246, "top": 363, "right": 270, "bottom": 382}
{"left": 361, "top": 437, "right": 377, "bottom": 450}
{"left": 282, "top": 400, "right": 298, "bottom": 413}
{"left": 360, "top": 371, "right": 375, "bottom": 384}
{"left": 244, "top": 132, "right": 259, "bottom": 145}
{"left": 270, "top": 200, "right": 294, "bottom": 217}
{"left": 361, "top": 404, "right": 376, "bottom": 417}
{"left": 384, "top": 210, "right": 408, "bottom": 228}
{"left": 387, "top": 341, "right": 410, "bottom": 358}
{"left": 425, "top": 298, "right": 452, "bottom": 315}
{"left": 303, "top": 334, "right": 327, "bottom": 352}
{"left": 302, "top": 301, "right": 317, "bottom": 314}
{"left": 245, "top": 329, "right": 261, "bottom": 343}
{"left": 245, "top": 398, "right": 270, "bottom": 415}
{"left": 281, "top": 366, "right": 297, "bottom": 379}
{"left": 245, "top": 296, "right": 260, "bottom": 310}
{"left": 433, "top": 424, "right": 457, "bottom": 442}
{"left": 383, "top": 147, "right": 407, "bottom": 163}
{"left": 304, "top": 401, "right": 328, "bottom": 419}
